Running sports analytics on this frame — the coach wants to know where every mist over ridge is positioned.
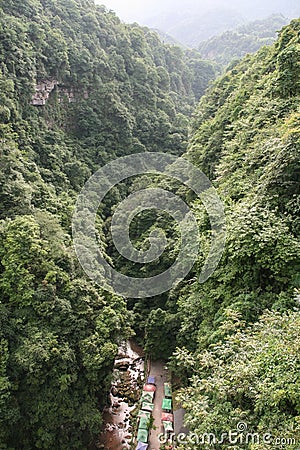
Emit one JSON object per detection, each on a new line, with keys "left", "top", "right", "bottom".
{"left": 98, "top": 0, "right": 300, "bottom": 46}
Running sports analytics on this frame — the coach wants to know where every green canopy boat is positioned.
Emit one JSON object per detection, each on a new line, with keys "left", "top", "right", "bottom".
{"left": 164, "top": 382, "right": 172, "bottom": 398}
{"left": 138, "top": 410, "right": 151, "bottom": 419}
{"left": 141, "top": 391, "right": 154, "bottom": 403}
{"left": 162, "top": 398, "right": 172, "bottom": 411}
{"left": 162, "top": 421, "right": 174, "bottom": 432}
{"left": 138, "top": 417, "right": 150, "bottom": 430}
{"left": 137, "top": 428, "right": 148, "bottom": 444}
{"left": 141, "top": 401, "right": 154, "bottom": 412}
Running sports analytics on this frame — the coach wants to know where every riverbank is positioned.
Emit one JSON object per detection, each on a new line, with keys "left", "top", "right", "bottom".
{"left": 97, "top": 342, "right": 187, "bottom": 450}
{"left": 97, "top": 340, "right": 145, "bottom": 449}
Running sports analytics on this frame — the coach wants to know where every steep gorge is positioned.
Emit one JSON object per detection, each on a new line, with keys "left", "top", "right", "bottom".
{"left": 0, "top": 0, "right": 215, "bottom": 448}
{"left": 0, "top": 1, "right": 299, "bottom": 449}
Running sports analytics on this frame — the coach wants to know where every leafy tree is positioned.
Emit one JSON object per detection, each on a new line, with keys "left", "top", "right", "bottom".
{"left": 176, "top": 311, "right": 300, "bottom": 449}
{"left": 0, "top": 0, "right": 216, "bottom": 447}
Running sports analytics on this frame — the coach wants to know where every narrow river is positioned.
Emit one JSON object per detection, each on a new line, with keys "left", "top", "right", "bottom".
{"left": 96, "top": 340, "right": 145, "bottom": 449}
{"left": 96, "top": 340, "right": 186, "bottom": 450}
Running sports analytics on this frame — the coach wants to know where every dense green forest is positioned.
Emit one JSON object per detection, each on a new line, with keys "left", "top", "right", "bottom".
{"left": 0, "top": 0, "right": 299, "bottom": 449}
{"left": 198, "top": 14, "right": 289, "bottom": 68}
{"left": 168, "top": 18, "right": 300, "bottom": 449}
{"left": 0, "top": 0, "right": 215, "bottom": 448}
{"left": 123, "top": 15, "right": 300, "bottom": 450}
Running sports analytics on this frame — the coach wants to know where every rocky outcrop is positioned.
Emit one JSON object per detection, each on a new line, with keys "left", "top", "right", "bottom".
{"left": 31, "top": 80, "right": 58, "bottom": 106}
{"left": 31, "top": 80, "right": 89, "bottom": 106}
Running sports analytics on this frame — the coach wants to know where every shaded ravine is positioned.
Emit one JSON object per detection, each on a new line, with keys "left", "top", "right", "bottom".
{"left": 97, "top": 342, "right": 186, "bottom": 449}
{"left": 97, "top": 340, "right": 145, "bottom": 449}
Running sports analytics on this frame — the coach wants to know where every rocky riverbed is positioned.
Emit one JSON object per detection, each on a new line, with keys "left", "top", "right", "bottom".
{"left": 96, "top": 340, "right": 145, "bottom": 449}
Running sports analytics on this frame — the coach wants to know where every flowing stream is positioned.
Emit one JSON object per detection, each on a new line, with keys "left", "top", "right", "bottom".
{"left": 96, "top": 340, "right": 145, "bottom": 449}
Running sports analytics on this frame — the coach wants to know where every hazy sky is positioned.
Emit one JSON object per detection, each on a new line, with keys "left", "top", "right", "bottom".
{"left": 96, "top": 0, "right": 175, "bottom": 22}
{"left": 96, "top": 0, "right": 299, "bottom": 23}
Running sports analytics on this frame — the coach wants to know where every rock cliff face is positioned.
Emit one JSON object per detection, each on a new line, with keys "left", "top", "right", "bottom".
{"left": 31, "top": 80, "right": 58, "bottom": 106}
{"left": 31, "top": 80, "right": 89, "bottom": 106}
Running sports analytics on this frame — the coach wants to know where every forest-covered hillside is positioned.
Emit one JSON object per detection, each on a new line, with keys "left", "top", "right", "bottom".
{"left": 139, "top": 0, "right": 300, "bottom": 48}
{"left": 199, "top": 14, "right": 289, "bottom": 68}
{"left": 166, "top": 19, "right": 300, "bottom": 448}
{"left": 146, "top": 8, "right": 243, "bottom": 48}
{"left": 0, "top": 0, "right": 216, "bottom": 448}
{"left": 0, "top": 0, "right": 299, "bottom": 449}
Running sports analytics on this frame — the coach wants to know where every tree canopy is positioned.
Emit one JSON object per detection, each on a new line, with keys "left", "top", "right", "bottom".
{"left": 0, "top": 0, "right": 299, "bottom": 448}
